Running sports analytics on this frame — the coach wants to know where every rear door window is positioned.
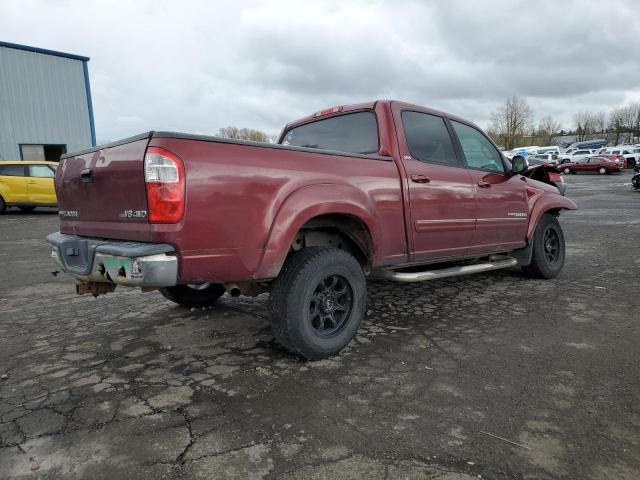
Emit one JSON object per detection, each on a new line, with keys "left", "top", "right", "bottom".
{"left": 0, "top": 164, "right": 26, "bottom": 177}
{"left": 282, "top": 111, "right": 379, "bottom": 154}
{"left": 401, "top": 111, "right": 458, "bottom": 166}
{"left": 450, "top": 121, "right": 505, "bottom": 173}
{"left": 28, "top": 165, "right": 55, "bottom": 178}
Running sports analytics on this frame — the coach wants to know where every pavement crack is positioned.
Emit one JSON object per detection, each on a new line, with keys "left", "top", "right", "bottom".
{"left": 174, "top": 407, "right": 195, "bottom": 465}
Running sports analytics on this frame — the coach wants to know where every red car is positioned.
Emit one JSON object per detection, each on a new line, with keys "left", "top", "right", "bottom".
{"left": 610, "top": 154, "right": 627, "bottom": 169}
{"left": 47, "top": 100, "right": 576, "bottom": 359}
{"left": 561, "top": 156, "right": 622, "bottom": 174}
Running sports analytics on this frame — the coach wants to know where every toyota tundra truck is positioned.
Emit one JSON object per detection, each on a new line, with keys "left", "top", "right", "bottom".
{"left": 47, "top": 100, "right": 576, "bottom": 359}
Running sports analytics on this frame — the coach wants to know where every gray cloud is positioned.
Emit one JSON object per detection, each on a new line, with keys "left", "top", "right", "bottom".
{"left": 1, "top": 0, "right": 638, "bottom": 141}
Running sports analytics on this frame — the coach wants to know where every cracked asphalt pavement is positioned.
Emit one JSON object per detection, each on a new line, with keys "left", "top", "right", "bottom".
{"left": 1, "top": 172, "right": 639, "bottom": 479}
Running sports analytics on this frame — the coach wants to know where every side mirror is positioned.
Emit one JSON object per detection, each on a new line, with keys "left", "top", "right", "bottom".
{"left": 511, "top": 156, "right": 529, "bottom": 175}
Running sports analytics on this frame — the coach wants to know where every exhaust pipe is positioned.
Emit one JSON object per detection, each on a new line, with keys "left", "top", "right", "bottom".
{"left": 223, "top": 282, "right": 269, "bottom": 297}
{"left": 225, "top": 283, "right": 242, "bottom": 297}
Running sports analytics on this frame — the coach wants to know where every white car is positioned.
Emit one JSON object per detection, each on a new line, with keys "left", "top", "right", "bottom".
{"left": 529, "top": 153, "right": 559, "bottom": 166}
{"left": 558, "top": 149, "right": 595, "bottom": 164}
{"left": 534, "top": 146, "right": 560, "bottom": 155}
{"left": 601, "top": 147, "right": 639, "bottom": 168}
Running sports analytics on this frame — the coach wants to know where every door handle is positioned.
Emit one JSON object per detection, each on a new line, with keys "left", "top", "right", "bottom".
{"left": 410, "top": 174, "right": 431, "bottom": 184}
{"left": 477, "top": 180, "right": 491, "bottom": 188}
{"left": 81, "top": 168, "right": 93, "bottom": 183}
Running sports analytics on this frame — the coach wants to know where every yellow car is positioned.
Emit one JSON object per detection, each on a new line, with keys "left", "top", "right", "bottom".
{"left": 0, "top": 161, "right": 58, "bottom": 213}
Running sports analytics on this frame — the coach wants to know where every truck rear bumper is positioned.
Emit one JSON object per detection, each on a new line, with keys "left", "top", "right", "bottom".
{"left": 46, "top": 232, "right": 178, "bottom": 288}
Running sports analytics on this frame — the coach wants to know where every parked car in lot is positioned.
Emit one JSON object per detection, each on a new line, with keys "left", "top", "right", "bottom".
{"left": 601, "top": 147, "right": 639, "bottom": 169}
{"left": 564, "top": 139, "right": 608, "bottom": 151}
{"left": 528, "top": 153, "right": 559, "bottom": 166}
{"left": 561, "top": 156, "right": 622, "bottom": 175}
{"left": 46, "top": 100, "right": 576, "bottom": 359}
{"left": 533, "top": 146, "right": 560, "bottom": 156}
{"left": 0, "top": 161, "right": 58, "bottom": 213}
{"left": 559, "top": 149, "right": 595, "bottom": 164}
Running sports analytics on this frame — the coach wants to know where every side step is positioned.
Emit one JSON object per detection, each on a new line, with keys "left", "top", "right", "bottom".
{"left": 374, "top": 256, "right": 518, "bottom": 283}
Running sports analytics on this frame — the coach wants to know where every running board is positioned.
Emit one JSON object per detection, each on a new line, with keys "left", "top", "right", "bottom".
{"left": 374, "top": 257, "right": 518, "bottom": 283}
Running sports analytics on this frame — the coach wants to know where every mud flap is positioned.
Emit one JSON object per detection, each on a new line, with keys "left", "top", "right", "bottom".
{"left": 512, "top": 242, "right": 533, "bottom": 266}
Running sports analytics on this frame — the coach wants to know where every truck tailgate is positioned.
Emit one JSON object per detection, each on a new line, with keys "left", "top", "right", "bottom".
{"left": 55, "top": 136, "right": 152, "bottom": 241}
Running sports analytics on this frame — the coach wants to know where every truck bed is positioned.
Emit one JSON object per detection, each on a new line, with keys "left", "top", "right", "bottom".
{"left": 55, "top": 131, "right": 407, "bottom": 283}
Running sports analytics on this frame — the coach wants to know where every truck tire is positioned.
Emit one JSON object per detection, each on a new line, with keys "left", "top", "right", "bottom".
{"left": 159, "top": 283, "right": 226, "bottom": 308}
{"left": 270, "top": 246, "right": 366, "bottom": 360}
{"left": 522, "top": 213, "right": 565, "bottom": 279}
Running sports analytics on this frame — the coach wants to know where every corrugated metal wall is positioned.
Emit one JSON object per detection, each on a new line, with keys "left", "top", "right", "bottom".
{"left": 0, "top": 46, "right": 92, "bottom": 160}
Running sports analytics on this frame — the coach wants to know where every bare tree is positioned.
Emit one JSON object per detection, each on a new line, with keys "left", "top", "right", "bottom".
{"left": 488, "top": 95, "right": 533, "bottom": 150}
{"left": 573, "top": 111, "right": 597, "bottom": 141}
{"left": 217, "top": 127, "right": 271, "bottom": 143}
{"left": 536, "top": 116, "right": 562, "bottom": 146}
{"left": 608, "top": 109, "right": 626, "bottom": 145}
{"left": 593, "top": 111, "right": 607, "bottom": 135}
{"left": 630, "top": 102, "right": 640, "bottom": 143}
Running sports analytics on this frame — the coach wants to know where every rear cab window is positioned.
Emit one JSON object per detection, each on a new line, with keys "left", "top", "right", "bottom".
{"left": 450, "top": 121, "right": 505, "bottom": 174}
{"left": 281, "top": 111, "right": 379, "bottom": 155}
{"left": 0, "top": 164, "right": 26, "bottom": 177}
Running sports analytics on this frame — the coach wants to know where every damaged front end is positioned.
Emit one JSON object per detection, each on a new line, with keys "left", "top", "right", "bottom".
{"left": 523, "top": 165, "right": 566, "bottom": 196}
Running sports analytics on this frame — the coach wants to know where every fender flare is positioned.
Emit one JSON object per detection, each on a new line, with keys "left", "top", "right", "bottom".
{"left": 254, "top": 183, "right": 378, "bottom": 279}
{"left": 526, "top": 193, "right": 577, "bottom": 241}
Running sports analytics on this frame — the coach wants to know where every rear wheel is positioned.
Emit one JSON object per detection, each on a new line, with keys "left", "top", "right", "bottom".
{"left": 19, "top": 206, "right": 35, "bottom": 212}
{"left": 159, "top": 283, "right": 226, "bottom": 308}
{"left": 563, "top": 167, "right": 572, "bottom": 174}
{"left": 270, "top": 246, "right": 366, "bottom": 360}
{"left": 522, "top": 214, "right": 565, "bottom": 279}
{"left": 599, "top": 167, "right": 607, "bottom": 175}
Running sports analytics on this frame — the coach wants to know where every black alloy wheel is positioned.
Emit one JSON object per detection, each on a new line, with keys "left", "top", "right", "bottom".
{"left": 543, "top": 227, "right": 560, "bottom": 265}
{"left": 522, "top": 213, "right": 565, "bottom": 279}
{"left": 309, "top": 274, "right": 354, "bottom": 337}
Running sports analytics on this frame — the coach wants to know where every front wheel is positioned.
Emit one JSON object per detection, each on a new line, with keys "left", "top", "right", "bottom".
{"left": 270, "top": 247, "right": 366, "bottom": 360}
{"left": 599, "top": 167, "right": 608, "bottom": 175}
{"left": 159, "top": 283, "right": 226, "bottom": 308}
{"left": 522, "top": 214, "right": 565, "bottom": 279}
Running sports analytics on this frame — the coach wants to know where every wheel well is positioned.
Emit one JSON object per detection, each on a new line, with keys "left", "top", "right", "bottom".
{"left": 291, "top": 214, "right": 372, "bottom": 267}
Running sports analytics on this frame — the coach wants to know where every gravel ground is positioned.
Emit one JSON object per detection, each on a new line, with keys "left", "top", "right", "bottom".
{"left": 0, "top": 171, "right": 639, "bottom": 479}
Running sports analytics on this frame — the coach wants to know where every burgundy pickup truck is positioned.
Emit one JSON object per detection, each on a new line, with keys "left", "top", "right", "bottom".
{"left": 47, "top": 100, "right": 576, "bottom": 359}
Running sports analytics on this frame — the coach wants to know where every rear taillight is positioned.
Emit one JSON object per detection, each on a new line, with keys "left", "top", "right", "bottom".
{"left": 144, "top": 146, "right": 185, "bottom": 223}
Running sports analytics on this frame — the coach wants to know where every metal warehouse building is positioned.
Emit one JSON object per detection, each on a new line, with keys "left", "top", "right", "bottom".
{"left": 0, "top": 41, "right": 95, "bottom": 161}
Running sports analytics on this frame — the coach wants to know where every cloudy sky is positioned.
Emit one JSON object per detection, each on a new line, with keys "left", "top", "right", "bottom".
{"left": 2, "top": 0, "right": 639, "bottom": 142}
